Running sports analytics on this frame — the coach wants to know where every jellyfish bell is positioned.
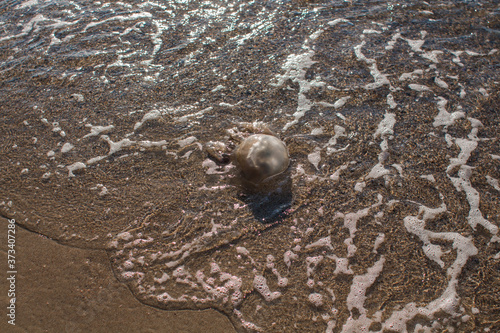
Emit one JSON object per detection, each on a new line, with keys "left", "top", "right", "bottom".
{"left": 234, "top": 134, "right": 290, "bottom": 185}
{"left": 233, "top": 133, "right": 292, "bottom": 223}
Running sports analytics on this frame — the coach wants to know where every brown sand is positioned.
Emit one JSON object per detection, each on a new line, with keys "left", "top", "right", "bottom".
{"left": 0, "top": 217, "right": 236, "bottom": 333}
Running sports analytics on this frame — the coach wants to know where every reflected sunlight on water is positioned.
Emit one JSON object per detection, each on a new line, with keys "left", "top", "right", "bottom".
{"left": 1, "top": 0, "right": 499, "bottom": 332}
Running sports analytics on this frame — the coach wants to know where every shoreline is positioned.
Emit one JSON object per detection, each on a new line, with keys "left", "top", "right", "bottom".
{"left": 0, "top": 217, "right": 235, "bottom": 333}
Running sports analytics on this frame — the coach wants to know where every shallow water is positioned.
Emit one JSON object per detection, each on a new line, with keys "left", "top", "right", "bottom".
{"left": 1, "top": 0, "right": 499, "bottom": 332}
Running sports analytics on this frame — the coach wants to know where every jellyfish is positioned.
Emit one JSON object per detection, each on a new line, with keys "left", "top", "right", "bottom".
{"left": 235, "top": 134, "right": 290, "bottom": 184}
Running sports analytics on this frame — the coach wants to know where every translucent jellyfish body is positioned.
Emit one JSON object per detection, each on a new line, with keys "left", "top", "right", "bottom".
{"left": 235, "top": 134, "right": 290, "bottom": 184}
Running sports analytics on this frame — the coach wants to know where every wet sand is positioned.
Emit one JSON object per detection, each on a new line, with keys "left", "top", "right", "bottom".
{"left": 1, "top": 1, "right": 499, "bottom": 331}
{"left": 0, "top": 217, "right": 235, "bottom": 333}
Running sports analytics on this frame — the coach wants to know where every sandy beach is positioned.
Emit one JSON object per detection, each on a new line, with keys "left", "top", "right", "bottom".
{"left": 1, "top": 1, "right": 499, "bottom": 331}
{"left": 1, "top": 217, "right": 235, "bottom": 333}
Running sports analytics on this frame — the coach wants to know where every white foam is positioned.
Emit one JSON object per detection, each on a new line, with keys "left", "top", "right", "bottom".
{"left": 202, "top": 159, "right": 233, "bottom": 175}
{"left": 447, "top": 139, "right": 477, "bottom": 174}
{"left": 433, "top": 97, "right": 465, "bottom": 128}
{"left": 233, "top": 309, "right": 262, "bottom": 332}
{"left": 341, "top": 256, "right": 385, "bottom": 333}
{"left": 275, "top": 49, "right": 325, "bottom": 131}
{"left": 399, "top": 69, "right": 423, "bottom": 81}
{"left": 420, "top": 174, "right": 436, "bottom": 182}
{"left": 86, "top": 156, "right": 106, "bottom": 165}
{"left": 385, "top": 32, "right": 402, "bottom": 50}
{"left": 306, "top": 236, "right": 334, "bottom": 251}
{"left": 434, "top": 77, "right": 449, "bottom": 89}
{"left": 310, "top": 127, "right": 324, "bottom": 135}
{"left": 405, "top": 38, "right": 425, "bottom": 52}
{"left": 327, "top": 18, "right": 351, "bottom": 26}
{"left": 373, "top": 112, "right": 396, "bottom": 139}
{"left": 308, "top": 293, "right": 324, "bottom": 307}
{"left": 90, "top": 184, "right": 108, "bottom": 196}
{"left": 392, "top": 163, "right": 404, "bottom": 177}
{"left": 84, "top": 12, "right": 153, "bottom": 32}
{"left": 354, "top": 41, "right": 392, "bottom": 90}
{"left": 421, "top": 50, "right": 443, "bottom": 63}
{"left": 325, "top": 125, "right": 348, "bottom": 155}
{"left": 82, "top": 124, "right": 114, "bottom": 138}
{"left": 154, "top": 272, "right": 170, "bottom": 284}
{"left": 373, "top": 233, "right": 385, "bottom": 253}
{"left": 386, "top": 93, "right": 397, "bottom": 109}
{"left": 334, "top": 256, "right": 353, "bottom": 275}
{"left": 194, "top": 268, "right": 243, "bottom": 306}
{"left": 451, "top": 51, "right": 464, "bottom": 67}
{"left": 389, "top": 202, "right": 479, "bottom": 332}
{"left": 211, "top": 85, "right": 225, "bottom": 92}
{"left": 219, "top": 102, "right": 242, "bottom": 108}
{"left": 283, "top": 250, "right": 298, "bottom": 268}
{"left": 404, "top": 36, "right": 443, "bottom": 63}
{"left": 335, "top": 196, "right": 383, "bottom": 258}
{"left": 478, "top": 87, "right": 489, "bottom": 97}
{"left": 15, "top": 0, "right": 38, "bottom": 9}
{"left": 307, "top": 148, "right": 321, "bottom": 170}
{"left": 61, "top": 142, "right": 74, "bottom": 153}
{"left": 102, "top": 135, "right": 135, "bottom": 155}
{"left": 486, "top": 176, "right": 500, "bottom": 191}
{"left": 354, "top": 41, "right": 374, "bottom": 64}
{"left": 236, "top": 246, "right": 250, "bottom": 256}
{"left": 317, "top": 101, "right": 336, "bottom": 108}
{"left": 176, "top": 107, "right": 213, "bottom": 123}
{"left": 354, "top": 182, "right": 366, "bottom": 192}
{"left": 71, "top": 93, "right": 84, "bottom": 102}
{"left": 0, "top": 14, "right": 57, "bottom": 42}
{"left": 138, "top": 140, "right": 167, "bottom": 148}
{"left": 67, "top": 162, "right": 86, "bottom": 177}
{"left": 342, "top": 204, "right": 373, "bottom": 239}
{"left": 134, "top": 110, "right": 161, "bottom": 131}
{"left": 330, "top": 163, "right": 349, "bottom": 181}
{"left": 363, "top": 29, "right": 381, "bottom": 34}
{"left": 306, "top": 256, "right": 323, "bottom": 288}
{"left": 450, "top": 166, "right": 499, "bottom": 236}
{"left": 333, "top": 96, "right": 351, "bottom": 109}
{"left": 409, "top": 84, "right": 431, "bottom": 92}
{"left": 366, "top": 112, "right": 396, "bottom": 180}
{"left": 347, "top": 256, "right": 385, "bottom": 314}
{"left": 253, "top": 275, "right": 281, "bottom": 302}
